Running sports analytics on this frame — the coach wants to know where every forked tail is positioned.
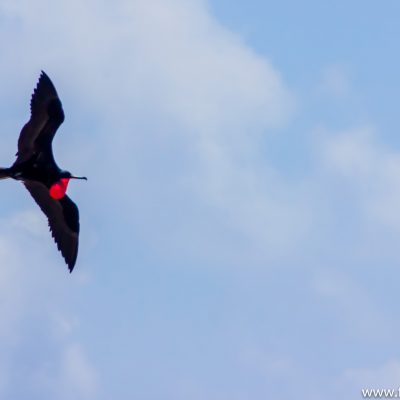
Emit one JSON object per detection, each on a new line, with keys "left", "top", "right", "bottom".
{"left": 0, "top": 168, "right": 11, "bottom": 180}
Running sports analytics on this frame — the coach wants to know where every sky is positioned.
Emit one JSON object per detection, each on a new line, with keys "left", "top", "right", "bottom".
{"left": 0, "top": 0, "right": 400, "bottom": 399}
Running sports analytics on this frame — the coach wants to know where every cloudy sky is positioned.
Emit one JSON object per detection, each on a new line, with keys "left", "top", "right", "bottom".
{"left": 0, "top": 0, "right": 400, "bottom": 399}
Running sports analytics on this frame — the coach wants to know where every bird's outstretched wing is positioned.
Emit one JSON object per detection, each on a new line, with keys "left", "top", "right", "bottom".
{"left": 14, "top": 71, "right": 64, "bottom": 165}
{"left": 23, "top": 181, "right": 80, "bottom": 272}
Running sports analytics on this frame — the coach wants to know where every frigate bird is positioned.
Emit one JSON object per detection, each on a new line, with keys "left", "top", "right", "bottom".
{"left": 0, "top": 71, "right": 87, "bottom": 272}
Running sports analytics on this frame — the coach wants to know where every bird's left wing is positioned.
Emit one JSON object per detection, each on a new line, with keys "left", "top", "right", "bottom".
{"left": 15, "top": 71, "right": 64, "bottom": 165}
{"left": 23, "top": 181, "right": 80, "bottom": 272}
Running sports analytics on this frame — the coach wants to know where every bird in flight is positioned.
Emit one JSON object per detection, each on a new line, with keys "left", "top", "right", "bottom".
{"left": 0, "top": 71, "right": 87, "bottom": 272}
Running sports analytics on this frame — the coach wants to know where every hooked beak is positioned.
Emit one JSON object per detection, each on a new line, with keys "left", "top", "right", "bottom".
{"left": 70, "top": 176, "right": 88, "bottom": 180}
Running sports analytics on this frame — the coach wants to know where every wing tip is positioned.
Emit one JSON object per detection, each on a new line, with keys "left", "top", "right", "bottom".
{"left": 65, "top": 253, "right": 76, "bottom": 273}
{"left": 63, "top": 245, "right": 77, "bottom": 273}
{"left": 31, "top": 70, "right": 57, "bottom": 98}
{"left": 39, "top": 70, "right": 51, "bottom": 82}
{"left": 30, "top": 71, "right": 50, "bottom": 111}
{"left": 66, "top": 244, "right": 78, "bottom": 273}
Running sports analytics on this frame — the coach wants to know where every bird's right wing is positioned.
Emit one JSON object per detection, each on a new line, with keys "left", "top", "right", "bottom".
{"left": 14, "top": 71, "right": 65, "bottom": 165}
{"left": 23, "top": 181, "right": 80, "bottom": 272}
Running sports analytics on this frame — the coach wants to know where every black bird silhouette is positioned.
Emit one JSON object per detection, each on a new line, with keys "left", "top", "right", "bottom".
{"left": 0, "top": 71, "right": 87, "bottom": 272}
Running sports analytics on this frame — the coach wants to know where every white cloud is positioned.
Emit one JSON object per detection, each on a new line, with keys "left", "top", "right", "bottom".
{"left": 0, "top": 231, "right": 27, "bottom": 343}
{"left": 319, "top": 127, "right": 377, "bottom": 177}
{"left": 319, "top": 64, "right": 352, "bottom": 99}
{"left": 312, "top": 268, "right": 394, "bottom": 341}
{"left": 58, "top": 343, "right": 99, "bottom": 399}
{"left": 237, "top": 347, "right": 325, "bottom": 400}
{"left": 30, "top": 343, "right": 98, "bottom": 400}
{"left": 10, "top": 209, "right": 49, "bottom": 237}
{"left": 0, "top": 211, "right": 98, "bottom": 399}
{"left": 0, "top": 0, "right": 301, "bottom": 269}
{"left": 319, "top": 127, "right": 400, "bottom": 231}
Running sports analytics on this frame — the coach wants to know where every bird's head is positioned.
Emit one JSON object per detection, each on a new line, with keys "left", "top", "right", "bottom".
{"left": 60, "top": 170, "right": 88, "bottom": 181}
{"left": 49, "top": 171, "right": 87, "bottom": 200}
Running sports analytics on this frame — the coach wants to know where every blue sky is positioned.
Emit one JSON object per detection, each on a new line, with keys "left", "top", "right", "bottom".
{"left": 0, "top": 0, "right": 400, "bottom": 399}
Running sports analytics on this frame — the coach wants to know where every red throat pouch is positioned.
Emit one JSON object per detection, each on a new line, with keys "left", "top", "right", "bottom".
{"left": 49, "top": 178, "right": 70, "bottom": 200}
